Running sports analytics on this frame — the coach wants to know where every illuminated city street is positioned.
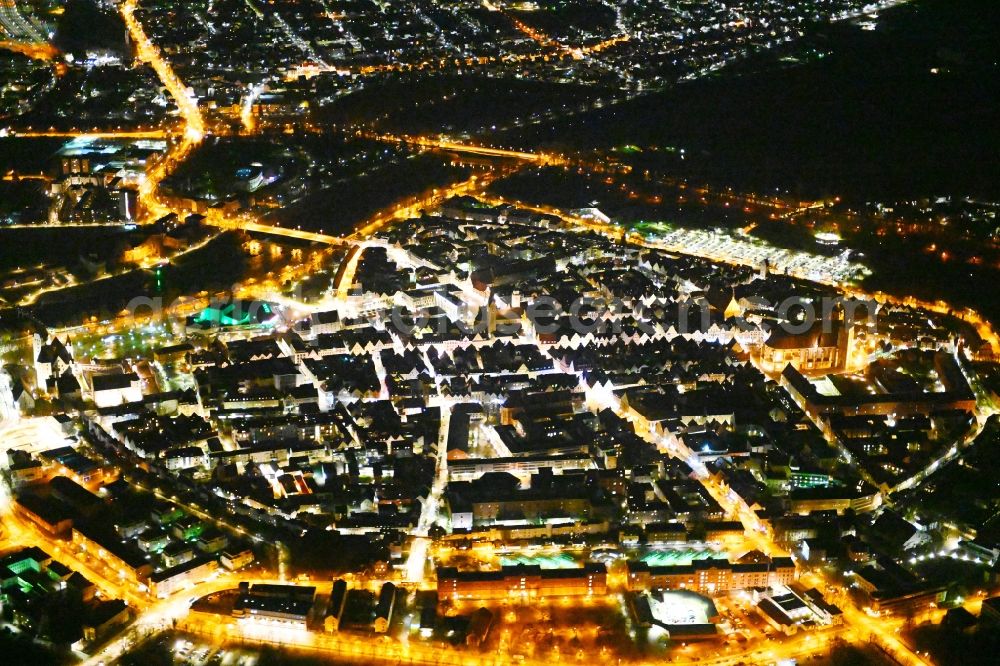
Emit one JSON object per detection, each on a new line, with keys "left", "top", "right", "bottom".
{"left": 1, "top": 1, "right": 1000, "bottom": 665}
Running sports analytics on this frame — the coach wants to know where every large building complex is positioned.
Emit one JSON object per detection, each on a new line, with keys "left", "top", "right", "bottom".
{"left": 625, "top": 556, "right": 797, "bottom": 594}
{"left": 437, "top": 564, "right": 608, "bottom": 602}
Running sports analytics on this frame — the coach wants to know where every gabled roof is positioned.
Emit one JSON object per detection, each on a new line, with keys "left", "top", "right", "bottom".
{"left": 37, "top": 337, "right": 73, "bottom": 365}
{"left": 92, "top": 372, "right": 138, "bottom": 392}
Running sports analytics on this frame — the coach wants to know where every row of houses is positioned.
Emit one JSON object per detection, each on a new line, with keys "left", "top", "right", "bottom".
{"left": 625, "top": 555, "right": 797, "bottom": 594}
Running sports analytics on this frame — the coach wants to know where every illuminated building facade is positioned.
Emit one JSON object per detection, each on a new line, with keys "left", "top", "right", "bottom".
{"left": 436, "top": 564, "right": 607, "bottom": 601}
{"left": 626, "top": 557, "right": 796, "bottom": 594}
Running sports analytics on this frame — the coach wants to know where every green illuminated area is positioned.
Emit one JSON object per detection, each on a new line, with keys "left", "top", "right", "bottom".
{"left": 640, "top": 548, "right": 718, "bottom": 566}
{"left": 499, "top": 553, "right": 580, "bottom": 569}
{"left": 177, "top": 522, "right": 206, "bottom": 541}
{"left": 790, "top": 471, "right": 839, "bottom": 489}
{"left": 193, "top": 302, "right": 274, "bottom": 328}
{"left": 0, "top": 553, "right": 64, "bottom": 598}
{"left": 632, "top": 220, "right": 672, "bottom": 235}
